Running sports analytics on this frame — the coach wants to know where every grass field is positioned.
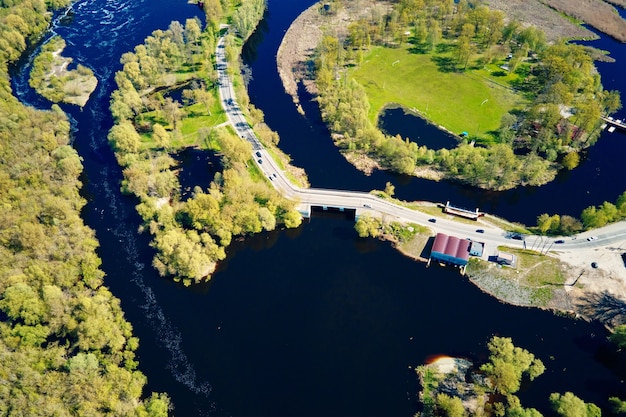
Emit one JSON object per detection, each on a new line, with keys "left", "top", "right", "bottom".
{"left": 351, "top": 46, "right": 527, "bottom": 141}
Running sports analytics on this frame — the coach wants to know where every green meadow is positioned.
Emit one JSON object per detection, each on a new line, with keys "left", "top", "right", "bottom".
{"left": 351, "top": 46, "right": 527, "bottom": 141}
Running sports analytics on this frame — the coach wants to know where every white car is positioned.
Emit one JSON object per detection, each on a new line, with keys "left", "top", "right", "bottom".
{"left": 587, "top": 236, "right": 598, "bottom": 241}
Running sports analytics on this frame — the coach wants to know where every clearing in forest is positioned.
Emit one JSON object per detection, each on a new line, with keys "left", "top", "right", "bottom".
{"left": 351, "top": 46, "right": 527, "bottom": 141}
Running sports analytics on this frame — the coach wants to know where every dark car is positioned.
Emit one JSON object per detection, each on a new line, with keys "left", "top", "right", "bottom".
{"left": 428, "top": 218, "right": 437, "bottom": 223}
{"left": 476, "top": 229, "right": 484, "bottom": 233}
{"left": 511, "top": 234, "right": 524, "bottom": 240}
{"left": 257, "top": 159, "right": 262, "bottom": 164}
{"left": 255, "top": 151, "right": 262, "bottom": 158}
{"left": 555, "top": 239, "right": 565, "bottom": 244}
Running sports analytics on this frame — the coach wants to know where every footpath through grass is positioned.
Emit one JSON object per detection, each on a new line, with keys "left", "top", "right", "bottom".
{"left": 351, "top": 46, "right": 526, "bottom": 141}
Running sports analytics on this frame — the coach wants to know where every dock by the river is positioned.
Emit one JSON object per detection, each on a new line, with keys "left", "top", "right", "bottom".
{"left": 602, "top": 116, "right": 626, "bottom": 133}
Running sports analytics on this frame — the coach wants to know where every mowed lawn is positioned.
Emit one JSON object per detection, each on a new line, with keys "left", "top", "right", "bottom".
{"left": 351, "top": 46, "right": 526, "bottom": 140}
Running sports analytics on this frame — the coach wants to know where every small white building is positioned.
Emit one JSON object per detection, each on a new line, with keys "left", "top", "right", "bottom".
{"left": 496, "top": 251, "right": 516, "bottom": 267}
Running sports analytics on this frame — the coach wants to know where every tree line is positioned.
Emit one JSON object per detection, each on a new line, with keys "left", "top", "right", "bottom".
{"left": 534, "top": 191, "right": 626, "bottom": 236}
{"left": 108, "top": 9, "right": 302, "bottom": 285}
{"left": 313, "top": 0, "right": 621, "bottom": 190}
{"left": 0, "top": 0, "right": 169, "bottom": 414}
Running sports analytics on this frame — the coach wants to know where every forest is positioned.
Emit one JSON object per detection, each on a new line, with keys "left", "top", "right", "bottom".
{"left": 0, "top": 0, "right": 169, "bottom": 414}
{"left": 313, "top": 0, "right": 622, "bottom": 191}
{"left": 108, "top": 0, "right": 302, "bottom": 285}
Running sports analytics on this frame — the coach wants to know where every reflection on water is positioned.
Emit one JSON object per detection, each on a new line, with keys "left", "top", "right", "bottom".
{"left": 378, "top": 105, "right": 459, "bottom": 150}
{"left": 173, "top": 147, "right": 221, "bottom": 201}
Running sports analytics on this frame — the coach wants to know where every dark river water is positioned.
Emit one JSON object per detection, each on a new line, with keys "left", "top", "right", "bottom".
{"left": 10, "top": 0, "right": 626, "bottom": 415}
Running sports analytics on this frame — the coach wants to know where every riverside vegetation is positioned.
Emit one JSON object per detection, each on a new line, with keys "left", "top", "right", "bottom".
{"left": 414, "top": 335, "right": 624, "bottom": 417}
{"left": 313, "top": 0, "right": 621, "bottom": 191}
{"left": 0, "top": 0, "right": 169, "bottom": 414}
{"left": 108, "top": 0, "right": 303, "bottom": 285}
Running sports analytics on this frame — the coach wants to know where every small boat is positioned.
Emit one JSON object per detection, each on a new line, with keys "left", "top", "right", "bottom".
{"left": 608, "top": 126, "right": 616, "bottom": 133}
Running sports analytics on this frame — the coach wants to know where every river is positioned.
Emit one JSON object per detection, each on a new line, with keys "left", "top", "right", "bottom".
{"left": 9, "top": 0, "right": 626, "bottom": 415}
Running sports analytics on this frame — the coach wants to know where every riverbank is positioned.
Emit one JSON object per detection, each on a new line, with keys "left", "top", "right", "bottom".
{"left": 393, "top": 216, "right": 626, "bottom": 328}
{"left": 539, "top": 0, "right": 626, "bottom": 43}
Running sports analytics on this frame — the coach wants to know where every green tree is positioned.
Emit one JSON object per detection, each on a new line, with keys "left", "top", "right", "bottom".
{"left": 384, "top": 181, "right": 395, "bottom": 197}
{"left": 562, "top": 152, "right": 579, "bottom": 170}
{"left": 436, "top": 393, "right": 466, "bottom": 417}
{"left": 480, "top": 336, "right": 545, "bottom": 395}
{"left": 108, "top": 120, "right": 142, "bottom": 154}
{"left": 609, "top": 397, "right": 626, "bottom": 414}
{"left": 549, "top": 392, "right": 601, "bottom": 417}
{"left": 610, "top": 325, "right": 626, "bottom": 349}
{"left": 355, "top": 214, "right": 382, "bottom": 238}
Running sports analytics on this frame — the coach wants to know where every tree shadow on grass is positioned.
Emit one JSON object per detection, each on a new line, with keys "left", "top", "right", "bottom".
{"left": 435, "top": 43, "right": 455, "bottom": 54}
{"left": 575, "top": 290, "right": 626, "bottom": 327}
{"left": 408, "top": 43, "right": 431, "bottom": 54}
{"left": 431, "top": 55, "right": 457, "bottom": 73}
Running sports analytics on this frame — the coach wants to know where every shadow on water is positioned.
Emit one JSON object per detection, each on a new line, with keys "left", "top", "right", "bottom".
{"left": 172, "top": 147, "right": 221, "bottom": 201}
{"left": 378, "top": 105, "right": 459, "bottom": 150}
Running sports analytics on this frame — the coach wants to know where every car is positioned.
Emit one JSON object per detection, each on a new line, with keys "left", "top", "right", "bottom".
{"left": 587, "top": 236, "right": 598, "bottom": 241}
{"left": 272, "top": 173, "right": 277, "bottom": 178}
{"left": 511, "top": 234, "right": 524, "bottom": 240}
{"left": 257, "top": 159, "right": 262, "bottom": 164}
{"left": 476, "top": 229, "right": 484, "bottom": 233}
{"left": 363, "top": 204, "right": 372, "bottom": 208}
{"left": 428, "top": 218, "right": 437, "bottom": 223}
{"left": 591, "top": 262, "right": 598, "bottom": 269}
{"left": 555, "top": 239, "right": 565, "bottom": 244}
{"left": 255, "top": 151, "right": 262, "bottom": 157}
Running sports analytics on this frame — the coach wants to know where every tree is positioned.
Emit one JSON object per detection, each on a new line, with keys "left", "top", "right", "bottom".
{"left": 563, "top": 152, "right": 580, "bottom": 171}
{"left": 549, "top": 392, "right": 601, "bottom": 417}
{"left": 152, "top": 123, "right": 170, "bottom": 149}
{"left": 108, "top": 120, "right": 141, "bottom": 154}
{"left": 609, "top": 397, "right": 626, "bottom": 414}
{"left": 436, "top": 393, "right": 466, "bottom": 417}
{"left": 610, "top": 325, "right": 626, "bottom": 349}
{"left": 355, "top": 215, "right": 382, "bottom": 238}
{"left": 282, "top": 209, "right": 303, "bottom": 228}
{"left": 162, "top": 97, "right": 183, "bottom": 128}
{"left": 384, "top": 181, "right": 395, "bottom": 197}
{"left": 559, "top": 215, "right": 582, "bottom": 235}
{"left": 457, "top": 35, "right": 474, "bottom": 70}
{"left": 480, "top": 336, "right": 545, "bottom": 395}
{"left": 601, "top": 90, "right": 622, "bottom": 115}
{"left": 536, "top": 213, "right": 553, "bottom": 234}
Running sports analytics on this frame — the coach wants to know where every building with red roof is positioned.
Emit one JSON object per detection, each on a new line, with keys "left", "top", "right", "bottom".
{"left": 428, "top": 233, "right": 471, "bottom": 273}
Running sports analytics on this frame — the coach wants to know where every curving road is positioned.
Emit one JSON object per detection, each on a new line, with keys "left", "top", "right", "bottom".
{"left": 215, "top": 34, "right": 626, "bottom": 263}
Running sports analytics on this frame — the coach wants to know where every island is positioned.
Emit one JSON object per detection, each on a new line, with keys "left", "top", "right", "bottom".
{"left": 29, "top": 35, "right": 98, "bottom": 107}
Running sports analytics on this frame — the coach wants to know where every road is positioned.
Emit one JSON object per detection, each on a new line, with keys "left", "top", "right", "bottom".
{"left": 215, "top": 33, "right": 626, "bottom": 262}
